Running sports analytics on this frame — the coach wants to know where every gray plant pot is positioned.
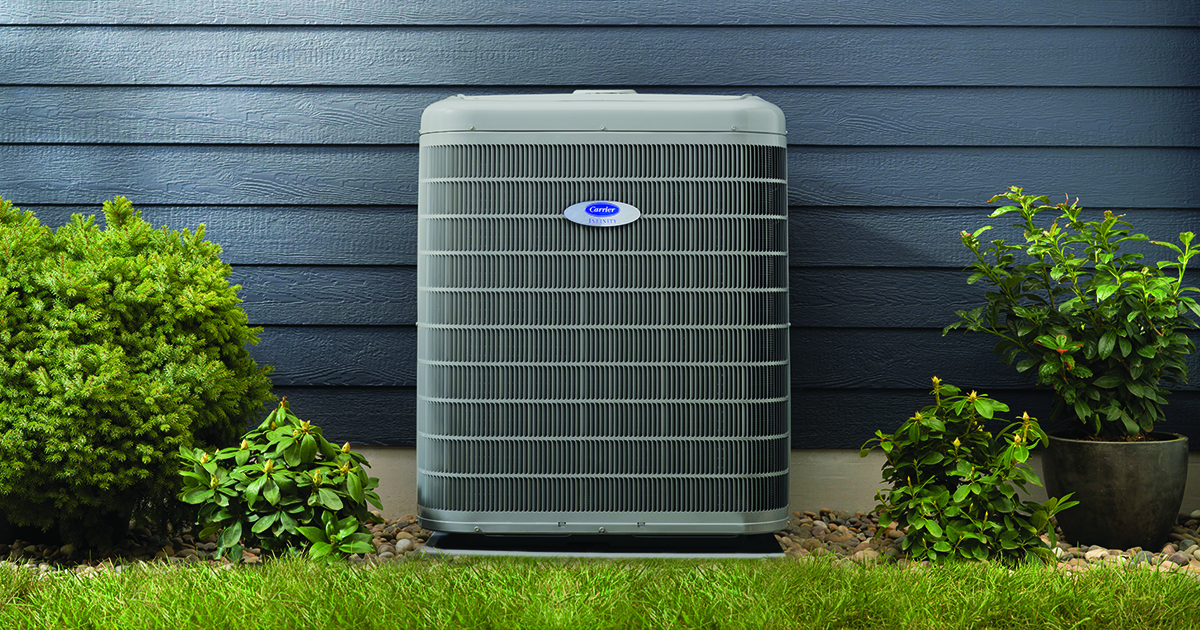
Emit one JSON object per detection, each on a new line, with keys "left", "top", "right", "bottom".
{"left": 1043, "top": 432, "right": 1188, "bottom": 550}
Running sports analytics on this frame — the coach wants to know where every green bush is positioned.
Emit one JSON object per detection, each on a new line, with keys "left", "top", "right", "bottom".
{"left": 945, "top": 187, "right": 1199, "bottom": 438}
{"left": 0, "top": 196, "right": 274, "bottom": 547}
{"left": 861, "top": 377, "right": 1076, "bottom": 564}
{"left": 178, "top": 399, "right": 382, "bottom": 561}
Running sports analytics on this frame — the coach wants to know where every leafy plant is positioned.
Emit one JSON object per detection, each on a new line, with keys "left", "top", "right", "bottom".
{"left": 0, "top": 196, "right": 274, "bottom": 547}
{"left": 178, "top": 399, "right": 382, "bottom": 562}
{"left": 944, "top": 187, "right": 1199, "bottom": 439}
{"left": 296, "top": 511, "right": 375, "bottom": 559}
{"left": 861, "top": 377, "right": 1076, "bottom": 564}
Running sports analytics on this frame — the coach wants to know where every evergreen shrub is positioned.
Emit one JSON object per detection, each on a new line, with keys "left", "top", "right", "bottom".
{"left": 0, "top": 196, "right": 274, "bottom": 546}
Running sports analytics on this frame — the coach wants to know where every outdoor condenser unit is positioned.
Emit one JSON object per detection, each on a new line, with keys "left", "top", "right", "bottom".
{"left": 416, "top": 91, "right": 790, "bottom": 536}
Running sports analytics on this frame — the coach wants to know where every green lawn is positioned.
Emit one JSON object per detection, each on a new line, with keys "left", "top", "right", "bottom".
{"left": 1, "top": 554, "right": 1198, "bottom": 629}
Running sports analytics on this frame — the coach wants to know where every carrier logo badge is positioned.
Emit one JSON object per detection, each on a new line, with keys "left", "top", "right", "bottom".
{"left": 564, "top": 200, "right": 641, "bottom": 227}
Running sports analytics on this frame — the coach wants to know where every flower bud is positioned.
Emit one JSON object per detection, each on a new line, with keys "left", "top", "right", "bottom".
{"left": 341, "top": 442, "right": 351, "bottom": 453}
{"left": 263, "top": 459, "right": 274, "bottom": 475}
{"left": 239, "top": 439, "right": 249, "bottom": 451}
{"left": 200, "top": 452, "right": 209, "bottom": 464}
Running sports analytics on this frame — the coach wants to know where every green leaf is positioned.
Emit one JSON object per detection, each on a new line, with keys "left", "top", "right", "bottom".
{"left": 336, "top": 516, "right": 361, "bottom": 540}
{"left": 318, "top": 488, "right": 344, "bottom": 510}
{"left": 1095, "top": 283, "right": 1119, "bottom": 302}
{"left": 346, "top": 470, "right": 365, "bottom": 504}
{"left": 218, "top": 521, "right": 243, "bottom": 550}
{"left": 244, "top": 475, "right": 266, "bottom": 507}
{"left": 1136, "top": 345, "right": 1157, "bottom": 359}
{"left": 309, "top": 541, "right": 334, "bottom": 559}
{"left": 300, "top": 434, "right": 318, "bottom": 464}
{"left": 318, "top": 438, "right": 340, "bottom": 461}
{"left": 181, "top": 487, "right": 212, "bottom": 504}
{"left": 924, "top": 520, "right": 944, "bottom": 538}
{"left": 1093, "top": 374, "right": 1123, "bottom": 388}
{"left": 1118, "top": 337, "right": 1132, "bottom": 357}
{"left": 251, "top": 512, "right": 279, "bottom": 534}
{"left": 235, "top": 449, "right": 250, "bottom": 467}
{"left": 263, "top": 478, "right": 281, "bottom": 505}
{"left": 933, "top": 541, "right": 951, "bottom": 553}
{"left": 284, "top": 443, "right": 301, "bottom": 468}
{"left": 296, "top": 526, "right": 327, "bottom": 545}
{"left": 1097, "top": 332, "right": 1116, "bottom": 359}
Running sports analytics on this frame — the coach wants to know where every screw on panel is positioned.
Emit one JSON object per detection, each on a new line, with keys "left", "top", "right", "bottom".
{"left": 598, "top": 527, "right": 607, "bottom": 534}
{"left": 637, "top": 522, "right": 646, "bottom": 527}
{"left": 468, "top": 125, "right": 475, "bottom": 130}
{"left": 731, "top": 126, "right": 737, "bottom": 131}
{"left": 558, "top": 522, "right": 566, "bottom": 527}
{"left": 600, "top": 126, "right": 607, "bottom": 131}
{"left": 474, "top": 526, "right": 481, "bottom": 532}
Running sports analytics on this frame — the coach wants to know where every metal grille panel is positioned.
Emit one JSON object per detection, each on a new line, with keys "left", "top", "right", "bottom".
{"left": 417, "top": 139, "right": 790, "bottom": 532}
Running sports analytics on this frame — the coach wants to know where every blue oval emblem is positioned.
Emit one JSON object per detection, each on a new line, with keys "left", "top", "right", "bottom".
{"left": 564, "top": 200, "right": 641, "bottom": 227}
{"left": 585, "top": 203, "right": 620, "bottom": 217}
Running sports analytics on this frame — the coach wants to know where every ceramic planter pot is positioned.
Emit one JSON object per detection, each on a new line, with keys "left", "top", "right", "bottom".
{"left": 1043, "top": 432, "right": 1188, "bottom": 550}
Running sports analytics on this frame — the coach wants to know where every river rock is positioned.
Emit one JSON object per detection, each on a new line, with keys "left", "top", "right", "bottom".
{"left": 825, "top": 531, "right": 855, "bottom": 544}
{"left": 851, "top": 549, "right": 881, "bottom": 563}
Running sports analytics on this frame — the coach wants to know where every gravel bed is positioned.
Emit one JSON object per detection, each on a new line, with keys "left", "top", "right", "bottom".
{"left": 5, "top": 509, "right": 1200, "bottom": 575}
{"left": 777, "top": 507, "right": 1200, "bottom": 574}
{"left": 0, "top": 512, "right": 433, "bottom": 576}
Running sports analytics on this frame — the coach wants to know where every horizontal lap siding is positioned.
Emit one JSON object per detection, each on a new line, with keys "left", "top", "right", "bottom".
{"left": 4, "top": 86, "right": 1199, "bottom": 146}
{"left": 4, "top": 1, "right": 1198, "bottom": 26}
{"left": 1, "top": 6, "right": 1197, "bottom": 447}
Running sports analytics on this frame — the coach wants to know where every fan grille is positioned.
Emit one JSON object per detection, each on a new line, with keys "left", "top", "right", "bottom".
{"left": 417, "top": 142, "right": 789, "bottom": 521}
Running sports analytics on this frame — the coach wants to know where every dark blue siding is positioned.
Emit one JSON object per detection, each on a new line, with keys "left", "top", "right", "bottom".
{"left": 1, "top": 4, "right": 1197, "bottom": 447}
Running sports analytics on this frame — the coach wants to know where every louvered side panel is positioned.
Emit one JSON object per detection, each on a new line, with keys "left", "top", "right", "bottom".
{"left": 417, "top": 140, "right": 790, "bottom": 534}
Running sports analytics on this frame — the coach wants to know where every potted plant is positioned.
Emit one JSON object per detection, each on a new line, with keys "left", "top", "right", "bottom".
{"left": 944, "top": 186, "right": 1199, "bottom": 550}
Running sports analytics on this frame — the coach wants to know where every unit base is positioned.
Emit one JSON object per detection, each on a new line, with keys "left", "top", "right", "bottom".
{"left": 418, "top": 532, "right": 784, "bottom": 559}
{"left": 418, "top": 508, "right": 788, "bottom": 536}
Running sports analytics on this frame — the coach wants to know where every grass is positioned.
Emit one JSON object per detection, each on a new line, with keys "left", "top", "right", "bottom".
{"left": 0, "top": 555, "right": 1198, "bottom": 629}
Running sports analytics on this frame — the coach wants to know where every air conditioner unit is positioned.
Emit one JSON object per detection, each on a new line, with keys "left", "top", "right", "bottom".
{"left": 416, "top": 91, "right": 790, "bottom": 537}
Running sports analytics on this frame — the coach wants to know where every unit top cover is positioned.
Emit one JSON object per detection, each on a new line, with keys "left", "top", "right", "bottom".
{"left": 420, "top": 91, "right": 786, "bottom": 136}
